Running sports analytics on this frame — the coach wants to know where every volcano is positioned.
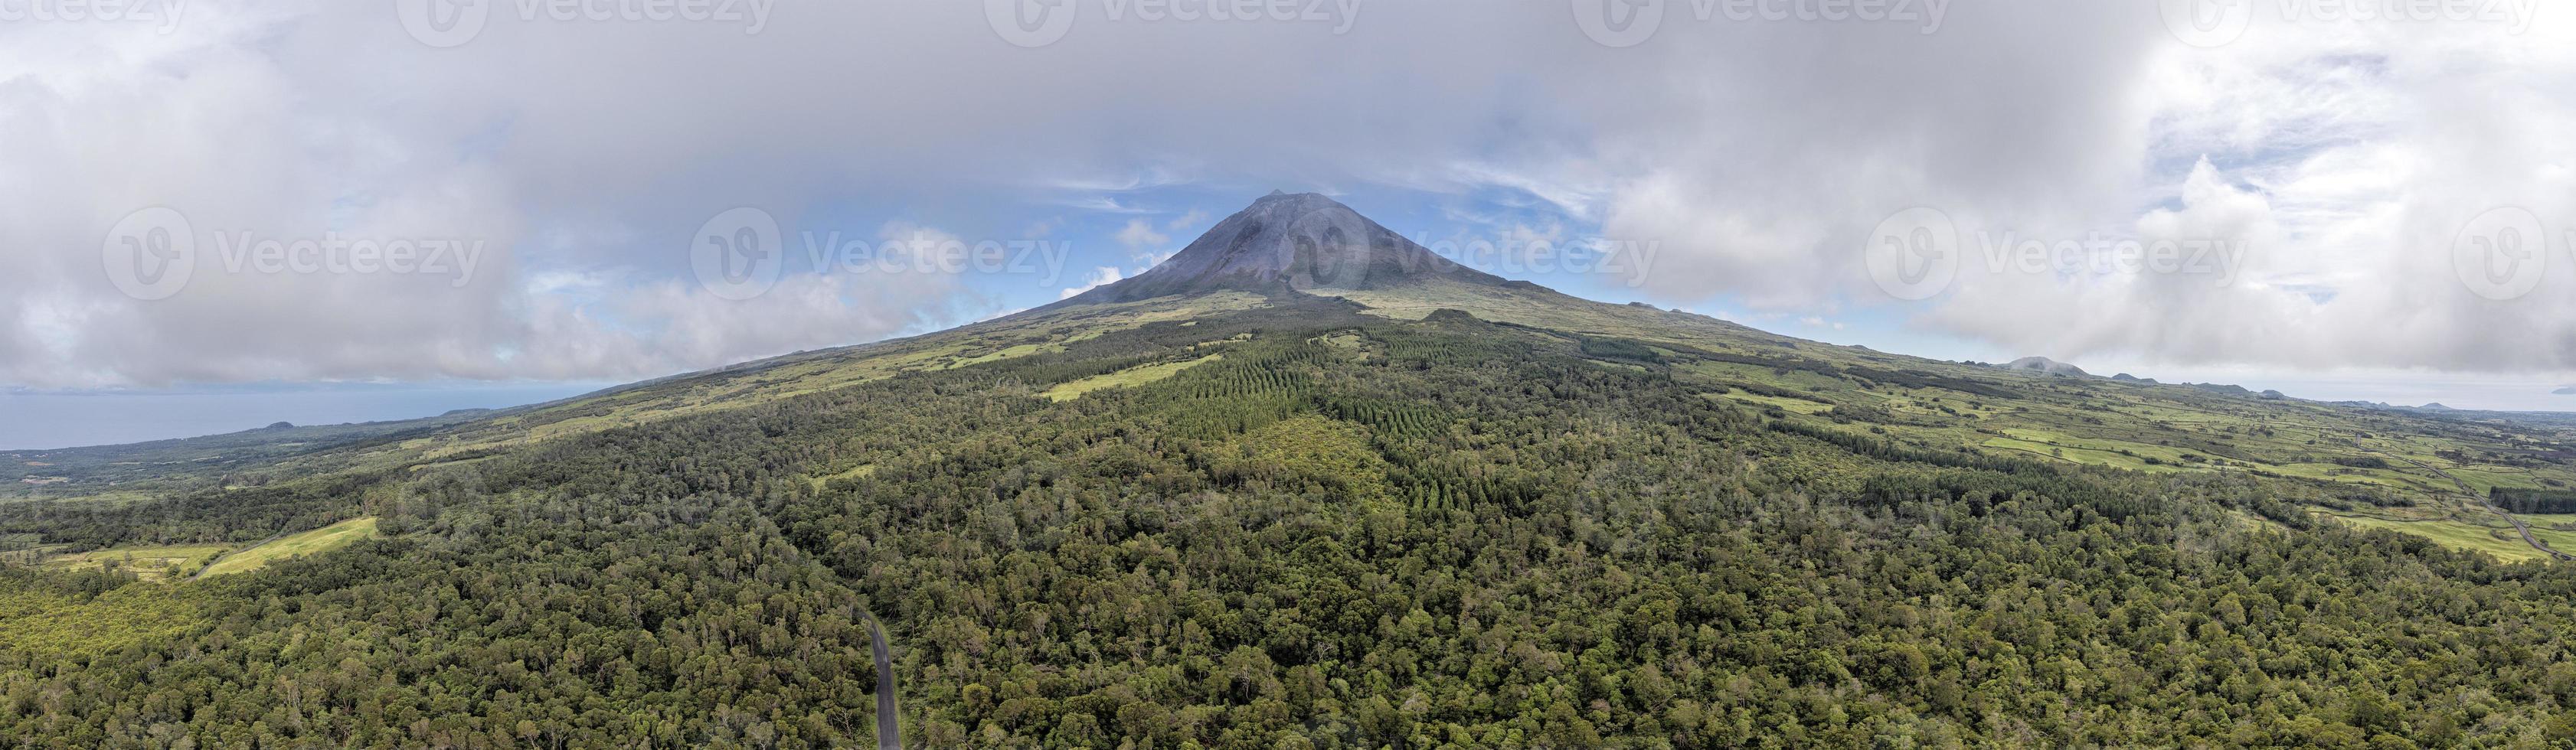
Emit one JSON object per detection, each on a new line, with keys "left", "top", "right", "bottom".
{"left": 28, "top": 189, "right": 2576, "bottom": 749}
{"left": 1050, "top": 191, "right": 1506, "bottom": 308}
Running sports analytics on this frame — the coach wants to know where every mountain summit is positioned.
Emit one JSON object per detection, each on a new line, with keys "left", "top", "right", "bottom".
{"left": 1054, "top": 192, "right": 1505, "bottom": 307}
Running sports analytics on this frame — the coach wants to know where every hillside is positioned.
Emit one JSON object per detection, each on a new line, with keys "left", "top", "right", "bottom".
{"left": 6, "top": 194, "right": 2576, "bottom": 745}
{"left": 1999, "top": 356, "right": 2090, "bottom": 377}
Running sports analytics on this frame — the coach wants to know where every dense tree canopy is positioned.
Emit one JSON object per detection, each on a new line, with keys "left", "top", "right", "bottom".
{"left": 5, "top": 299, "right": 2576, "bottom": 748}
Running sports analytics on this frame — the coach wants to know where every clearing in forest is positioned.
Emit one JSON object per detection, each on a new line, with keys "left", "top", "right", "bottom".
{"left": 198, "top": 517, "right": 381, "bottom": 577}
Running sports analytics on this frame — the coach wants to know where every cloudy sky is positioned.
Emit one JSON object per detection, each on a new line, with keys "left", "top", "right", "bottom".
{"left": 6, "top": 0, "right": 2576, "bottom": 444}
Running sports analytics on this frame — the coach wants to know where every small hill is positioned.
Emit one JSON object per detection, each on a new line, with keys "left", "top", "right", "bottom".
{"left": 1999, "top": 357, "right": 2089, "bottom": 377}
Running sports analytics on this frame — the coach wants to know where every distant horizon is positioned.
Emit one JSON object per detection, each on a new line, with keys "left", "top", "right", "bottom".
{"left": 0, "top": 381, "right": 613, "bottom": 452}
{"left": 15, "top": 311, "right": 2576, "bottom": 452}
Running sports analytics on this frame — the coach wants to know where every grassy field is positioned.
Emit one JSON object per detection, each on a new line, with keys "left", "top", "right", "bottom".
{"left": 1980, "top": 435, "right": 2176, "bottom": 472}
{"left": 41, "top": 544, "right": 230, "bottom": 581}
{"left": 198, "top": 517, "right": 379, "bottom": 577}
{"left": 806, "top": 464, "right": 877, "bottom": 490}
{"left": 1043, "top": 354, "right": 1224, "bottom": 401}
{"left": 2320, "top": 513, "right": 2550, "bottom": 562}
{"left": 2529, "top": 526, "right": 2576, "bottom": 555}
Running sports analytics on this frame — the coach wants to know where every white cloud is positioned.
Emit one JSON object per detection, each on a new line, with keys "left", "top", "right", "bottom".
{"left": 1061, "top": 267, "right": 1125, "bottom": 300}
{"left": 1907, "top": 21, "right": 2576, "bottom": 373}
{"left": 1113, "top": 219, "right": 1171, "bottom": 260}
{"left": 5, "top": 2, "right": 2576, "bottom": 388}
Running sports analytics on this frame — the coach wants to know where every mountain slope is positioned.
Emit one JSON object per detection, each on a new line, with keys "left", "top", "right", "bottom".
{"left": 9, "top": 193, "right": 2576, "bottom": 746}
{"left": 1050, "top": 191, "right": 1505, "bottom": 308}
{"left": 19, "top": 194, "right": 2576, "bottom": 558}
{"left": 23, "top": 191, "right": 2576, "bottom": 558}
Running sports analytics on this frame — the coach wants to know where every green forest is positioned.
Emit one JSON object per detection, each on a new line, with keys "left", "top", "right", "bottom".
{"left": 6, "top": 291, "right": 2576, "bottom": 748}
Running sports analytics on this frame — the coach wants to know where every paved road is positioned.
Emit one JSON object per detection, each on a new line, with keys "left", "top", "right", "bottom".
{"left": 2360, "top": 444, "right": 2573, "bottom": 561}
{"left": 2262, "top": 423, "right": 2574, "bottom": 562}
{"left": 2471, "top": 492, "right": 2575, "bottom": 561}
{"left": 859, "top": 606, "right": 901, "bottom": 750}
